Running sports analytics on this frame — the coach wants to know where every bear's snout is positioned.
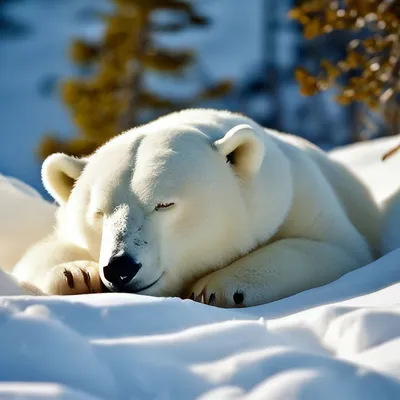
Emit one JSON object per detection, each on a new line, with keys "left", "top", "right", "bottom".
{"left": 102, "top": 254, "right": 142, "bottom": 290}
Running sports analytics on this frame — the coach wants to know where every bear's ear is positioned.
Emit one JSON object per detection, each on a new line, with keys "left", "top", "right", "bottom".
{"left": 213, "top": 124, "right": 264, "bottom": 177}
{"left": 42, "top": 153, "right": 87, "bottom": 204}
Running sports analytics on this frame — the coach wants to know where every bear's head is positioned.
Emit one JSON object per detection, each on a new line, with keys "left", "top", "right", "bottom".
{"left": 41, "top": 119, "right": 291, "bottom": 297}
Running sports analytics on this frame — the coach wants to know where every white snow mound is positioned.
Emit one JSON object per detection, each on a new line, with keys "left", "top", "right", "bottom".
{"left": 0, "top": 174, "right": 56, "bottom": 272}
{"left": 0, "top": 136, "right": 400, "bottom": 399}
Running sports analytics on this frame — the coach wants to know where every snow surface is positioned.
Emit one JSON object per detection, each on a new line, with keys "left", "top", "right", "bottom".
{"left": 0, "top": 136, "right": 400, "bottom": 399}
{"left": 331, "top": 135, "right": 400, "bottom": 204}
{"left": 0, "top": 173, "right": 55, "bottom": 272}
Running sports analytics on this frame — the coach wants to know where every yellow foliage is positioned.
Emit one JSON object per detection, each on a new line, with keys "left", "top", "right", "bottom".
{"left": 40, "top": 0, "right": 231, "bottom": 159}
{"left": 295, "top": 68, "right": 319, "bottom": 95}
{"left": 291, "top": 0, "right": 399, "bottom": 128}
{"left": 70, "top": 39, "right": 99, "bottom": 65}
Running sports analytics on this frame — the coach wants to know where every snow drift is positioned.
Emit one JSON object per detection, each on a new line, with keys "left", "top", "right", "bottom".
{"left": 0, "top": 174, "right": 55, "bottom": 272}
{"left": 0, "top": 136, "right": 400, "bottom": 399}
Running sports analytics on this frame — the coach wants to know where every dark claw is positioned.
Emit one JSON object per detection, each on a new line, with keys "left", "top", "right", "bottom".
{"left": 63, "top": 269, "right": 74, "bottom": 289}
{"left": 79, "top": 268, "right": 91, "bottom": 290}
{"left": 233, "top": 291, "right": 244, "bottom": 305}
{"left": 208, "top": 293, "right": 216, "bottom": 306}
{"left": 195, "top": 291, "right": 205, "bottom": 303}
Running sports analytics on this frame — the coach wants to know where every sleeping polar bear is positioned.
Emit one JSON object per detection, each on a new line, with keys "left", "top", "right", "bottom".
{"left": 13, "top": 109, "right": 381, "bottom": 307}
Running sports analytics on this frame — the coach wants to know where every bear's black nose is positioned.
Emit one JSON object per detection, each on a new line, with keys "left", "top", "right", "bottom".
{"left": 102, "top": 254, "right": 142, "bottom": 288}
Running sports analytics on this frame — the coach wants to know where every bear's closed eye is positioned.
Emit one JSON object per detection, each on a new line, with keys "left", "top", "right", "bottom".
{"left": 155, "top": 202, "right": 175, "bottom": 211}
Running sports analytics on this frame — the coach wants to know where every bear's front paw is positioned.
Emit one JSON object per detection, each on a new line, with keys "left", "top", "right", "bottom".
{"left": 41, "top": 261, "right": 102, "bottom": 295}
{"left": 188, "top": 272, "right": 246, "bottom": 308}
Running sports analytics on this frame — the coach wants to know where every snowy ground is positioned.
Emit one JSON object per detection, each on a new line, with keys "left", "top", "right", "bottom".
{"left": 0, "top": 136, "right": 400, "bottom": 399}
{"left": 331, "top": 135, "right": 400, "bottom": 204}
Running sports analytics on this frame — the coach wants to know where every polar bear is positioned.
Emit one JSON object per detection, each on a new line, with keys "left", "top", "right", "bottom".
{"left": 13, "top": 109, "right": 380, "bottom": 307}
{"left": 381, "top": 188, "right": 400, "bottom": 255}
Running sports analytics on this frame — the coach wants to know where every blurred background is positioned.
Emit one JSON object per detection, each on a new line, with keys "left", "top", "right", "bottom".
{"left": 0, "top": 0, "right": 398, "bottom": 196}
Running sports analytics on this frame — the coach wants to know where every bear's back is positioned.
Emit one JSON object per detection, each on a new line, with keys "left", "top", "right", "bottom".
{"left": 270, "top": 130, "right": 381, "bottom": 255}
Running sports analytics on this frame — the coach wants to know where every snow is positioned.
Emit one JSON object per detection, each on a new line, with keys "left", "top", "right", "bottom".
{"left": 331, "top": 135, "right": 400, "bottom": 204}
{"left": 0, "top": 137, "right": 400, "bottom": 399}
{"left": 330, "top": 136, "right": 400, "bottom": 255}
{"left": 0, "top": 173, "right": 56, "bottom": 272}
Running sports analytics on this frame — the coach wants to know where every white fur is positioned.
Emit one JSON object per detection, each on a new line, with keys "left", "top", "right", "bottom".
{"left": 381, "top": 188, "right": 400, "bottom": 255}
{"left": 13, "top": 109, "right": 380, "bottom": 304}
